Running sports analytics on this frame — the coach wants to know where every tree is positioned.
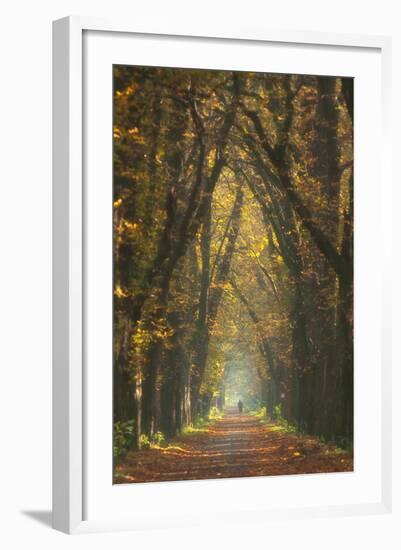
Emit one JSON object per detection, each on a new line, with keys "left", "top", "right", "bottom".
{"left": 113, "top": 67, "right": 354, "bottom": 463}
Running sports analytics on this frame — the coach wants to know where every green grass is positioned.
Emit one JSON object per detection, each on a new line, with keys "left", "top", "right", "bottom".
{"left": 250, "top": 406, "right": 267, "bottom": 418}
{"left": 182, "top": 407, "right": 224, "bottom": 436}
{"left": 250, "top": 405, "right": 352, "bottom": 452}
{"left": 249, "top": 405, "right": 297, "bottom": 433}
{"left": 182, "top": 423, "right": 210, "bottom": 435}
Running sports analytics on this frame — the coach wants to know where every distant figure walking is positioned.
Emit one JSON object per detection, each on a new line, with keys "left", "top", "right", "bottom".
{"left": 237, "top": 400, "right": 244, "bottom": 414}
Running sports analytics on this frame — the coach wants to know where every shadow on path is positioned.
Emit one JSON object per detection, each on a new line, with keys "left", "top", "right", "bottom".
{"left": 115, "top": 410, "right": 353, "bottom": 484}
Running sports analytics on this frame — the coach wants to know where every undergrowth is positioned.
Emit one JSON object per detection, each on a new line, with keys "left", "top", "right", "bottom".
{"left": 115, "top": 407, "right": 225, "bottom": 459}
{"left": 182, "top": 406, "right": 224, "bottom": 435}
{"left": 250, "top": 404, "right": 352, "bottom": 452}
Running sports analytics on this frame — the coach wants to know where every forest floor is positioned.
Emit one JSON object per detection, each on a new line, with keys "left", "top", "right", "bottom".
{"left": 114, "top": 410, "right": 353, "bottom": 484}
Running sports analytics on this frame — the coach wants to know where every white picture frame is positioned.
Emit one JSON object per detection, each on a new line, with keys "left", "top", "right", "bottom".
{"left": 52, "top": 16, "right": 392, "bottom": 534}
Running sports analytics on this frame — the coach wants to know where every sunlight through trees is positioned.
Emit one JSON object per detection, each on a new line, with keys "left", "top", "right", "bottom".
{"left": 112, "top": 66, "right": 353, "bottom": 478}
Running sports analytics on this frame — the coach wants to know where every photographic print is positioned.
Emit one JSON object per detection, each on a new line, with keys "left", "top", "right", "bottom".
{"left": 113, "top": 66, "right": 353, "bottom": 484}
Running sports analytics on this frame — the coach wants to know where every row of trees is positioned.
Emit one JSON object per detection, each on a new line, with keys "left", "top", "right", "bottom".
{"left": 113, "top": 65, "right": 353, "bottom": 457}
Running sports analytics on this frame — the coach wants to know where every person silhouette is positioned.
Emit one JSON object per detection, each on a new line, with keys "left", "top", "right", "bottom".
{"left": 237, "top": 400, "right": 244, "bottom": 414}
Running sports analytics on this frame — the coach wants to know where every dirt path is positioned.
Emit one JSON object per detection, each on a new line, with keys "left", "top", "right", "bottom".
{"left": 114, "top": 411, "right": 353, "bottom": 484}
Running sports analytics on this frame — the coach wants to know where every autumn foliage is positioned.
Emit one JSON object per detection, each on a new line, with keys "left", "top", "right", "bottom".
{"left": 113, "top": 66, "right": 353, "bottom": 479}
